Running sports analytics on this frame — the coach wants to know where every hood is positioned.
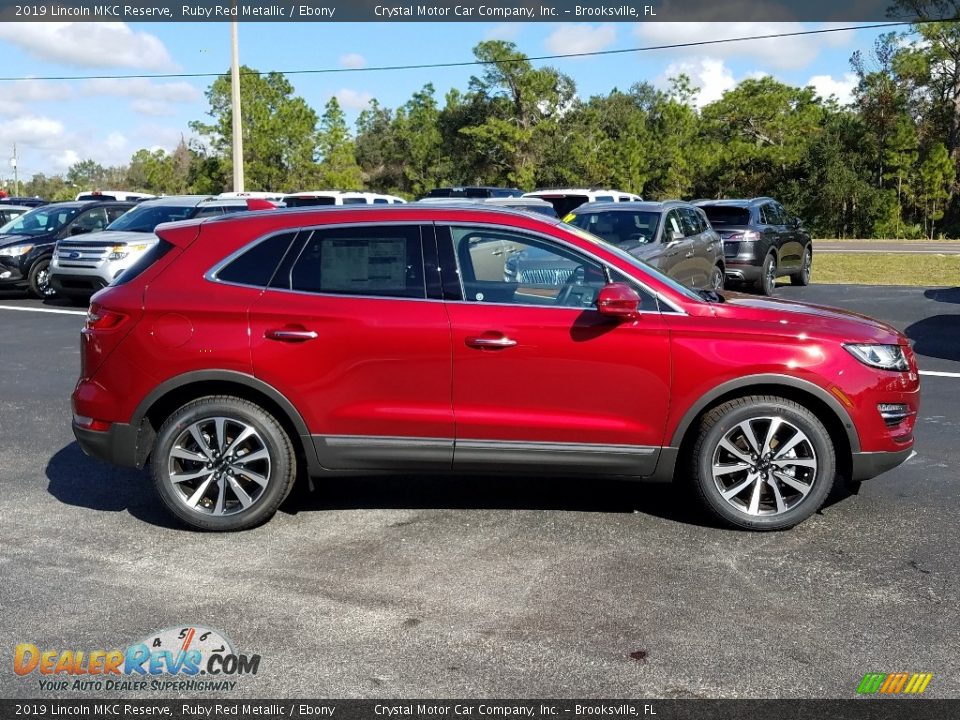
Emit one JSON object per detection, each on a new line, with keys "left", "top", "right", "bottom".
{"left": 713, "top": 292, "right": 905, "bottom": 345}
{"left": 57, "top": 229, "right": 159, "bottom": 247}
{"left": 0, "top": 232, "right": 51, "bottom": 247}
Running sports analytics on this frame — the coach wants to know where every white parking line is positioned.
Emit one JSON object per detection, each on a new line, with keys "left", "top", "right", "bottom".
{"left": 919, "top": 370, "right": 960, "bottom": 378}
{"left": 0, "top": 304, "right": 86, "bottom": 316}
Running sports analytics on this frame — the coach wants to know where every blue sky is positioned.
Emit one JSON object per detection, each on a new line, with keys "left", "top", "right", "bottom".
{"left": 0, "top": 21, "right": 896, "bottom": 184}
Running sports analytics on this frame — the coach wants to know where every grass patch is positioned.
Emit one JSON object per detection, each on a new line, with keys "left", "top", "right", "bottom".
{"left": 812, "top": 252, "right": 960, "bottom": 286}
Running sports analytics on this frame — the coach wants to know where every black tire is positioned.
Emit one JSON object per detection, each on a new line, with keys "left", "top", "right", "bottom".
{"left": 709, "top": 264, "right": 725, "bottom": 291}
{"left": 754, "top": 253, "right": 777, "bottom": 296}
{"left": 790, "top": 245, "right": 812, "bottom": 286}
{"left": 151, "top": 395, "right": 297, "bottom": 531}
{"left": 27, "top": 257, "right": 57, "bottom": 299}
{"left": 689, "top": 395, "right": 835, "bottom": 531}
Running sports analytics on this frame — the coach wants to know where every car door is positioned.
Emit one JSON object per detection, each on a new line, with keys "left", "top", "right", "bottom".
{"left": 656, "top": 209, "right": 694, "bottom": 285}
{"left": 680, "top": 207, "right": 714, "bottom": 288}
{"left": 772, "top": 202, "right": 802, "bottom": 270}
{"left": 440, "top": 223, "right": 671, "bottom": 476}
{"left": 248, "top": 223, "right": 455, "bottom": 472}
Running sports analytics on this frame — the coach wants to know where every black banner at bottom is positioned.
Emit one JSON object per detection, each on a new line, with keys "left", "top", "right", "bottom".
{"left": 1, "top": 699, "right": 957, "bottom": 720}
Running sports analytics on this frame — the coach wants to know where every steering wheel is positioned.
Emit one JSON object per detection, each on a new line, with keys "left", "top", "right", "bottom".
{"left": 555, "top": 265, "right": 594, "bottom": 307}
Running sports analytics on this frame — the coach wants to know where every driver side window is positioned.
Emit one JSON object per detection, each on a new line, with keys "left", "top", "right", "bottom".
{"left": 450, "top": 226, "right": 607, "bottom": 309}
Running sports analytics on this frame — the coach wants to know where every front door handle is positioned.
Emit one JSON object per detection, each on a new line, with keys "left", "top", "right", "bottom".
{"left": 265, "top": 328, "right": 318, "bottom": 342}
{"left": 465, "top": 335, "right": 517, "bottom": 349}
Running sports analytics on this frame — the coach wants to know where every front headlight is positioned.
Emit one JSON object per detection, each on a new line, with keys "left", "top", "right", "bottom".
{"left": 0, "top": 244, "right": 34, "bottom": 257}
{"left": 844, "top": 344, "right": 909, "bottom": 371}
{"left": 107, "top": 243, "right": 149, "bottom": 261}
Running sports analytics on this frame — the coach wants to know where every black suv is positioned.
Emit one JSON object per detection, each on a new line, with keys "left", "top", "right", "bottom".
{"left": 694, "top": 198, "right": 811, "bottom": 296}
{"left": 425, "top": 186, "right": 523, "bottom": 199}
{"left": 0, "top": 201, "right": 133, "bottom": 297}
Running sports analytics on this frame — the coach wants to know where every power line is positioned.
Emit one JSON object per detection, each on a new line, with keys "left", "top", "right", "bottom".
{"left": 0, "top": 21, "right": 920, "bottom": 83}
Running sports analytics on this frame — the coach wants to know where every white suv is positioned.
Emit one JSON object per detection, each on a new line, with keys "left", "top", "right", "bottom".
{"left": 49, "top": 196, "right": 270, "bottom": 302}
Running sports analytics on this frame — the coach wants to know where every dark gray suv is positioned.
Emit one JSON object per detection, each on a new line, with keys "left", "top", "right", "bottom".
{"left": 563, "top": 200, "right": 725, "bottom": 290}
{"left": 695, "top": 197, "right": 812, "bottom": 296}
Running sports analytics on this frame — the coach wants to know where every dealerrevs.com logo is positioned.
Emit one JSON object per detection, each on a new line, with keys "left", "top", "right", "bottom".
{"left": 14, "top": 625, "right": 261, "bottom": 692}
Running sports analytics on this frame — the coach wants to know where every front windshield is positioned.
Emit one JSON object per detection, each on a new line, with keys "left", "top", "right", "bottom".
{"left": 561, "top": 222, "right": 702, "bottom": 302}
{"left": 105, "top": 204, "right": 196, "bottom": 233}
{"left": 569, "top": 210, "right": 660, "bottom": 247}
{"left": 0, "top": 205, "right": 80, "bottom": 235}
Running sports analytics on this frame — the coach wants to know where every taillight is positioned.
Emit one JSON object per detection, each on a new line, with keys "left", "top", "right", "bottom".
{"left": 725, "top": 230, "right": 760, "bottom": 242}
{"left": 85, "top": 303, "right": 128, "bottom": 331}
{"left": 73, "top": 414, "right": 112, "bottom": 432}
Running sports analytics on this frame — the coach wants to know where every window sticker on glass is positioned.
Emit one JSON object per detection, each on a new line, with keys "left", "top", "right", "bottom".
{"left": 320, "top": 238, "right": 406, "bottom": 292}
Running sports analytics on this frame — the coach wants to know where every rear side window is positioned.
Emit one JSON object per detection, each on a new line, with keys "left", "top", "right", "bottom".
{"left": 111, "top": 240, "right": 173, "bottom": 286}
{"left": 216, "top": 231, "right": 298, "bottom": 287}
{"left": 700, "top": 206, "right": 751, "bottom": 226}
{"left": 341, "top": 197, "right": 367, "bottom": 205}
{"left": 287, "top": 225, "right": 425, "bottom": 299}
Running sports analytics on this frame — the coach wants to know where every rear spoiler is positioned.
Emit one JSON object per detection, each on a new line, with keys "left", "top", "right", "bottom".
{"left": 154, "top": 219, "right": 204, "bottom": 248}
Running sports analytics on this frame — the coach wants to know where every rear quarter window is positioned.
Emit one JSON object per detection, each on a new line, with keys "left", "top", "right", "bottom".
{"left": 215, "top": 231, "right": 298, "bottom": 287}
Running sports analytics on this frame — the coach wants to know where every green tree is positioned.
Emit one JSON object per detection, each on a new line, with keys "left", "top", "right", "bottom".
{"left": 918, "top": 142, "right": 955, "bottom": 237}
{"left": 190, "top": 66, "right": 320, "bottom": 191}
{"left": 67, "top": 159, "right": 108, "bottom": 190}
{"left": 316, "top": 97, "right": 363, "bottom": 189}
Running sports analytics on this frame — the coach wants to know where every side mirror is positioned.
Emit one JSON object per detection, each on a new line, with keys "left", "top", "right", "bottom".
{"left": 666, "top": 230, "right": 684, "bottom": 245}
{"left": 597, "top": 282, "right": 641, "bottom": 321}
{"left": 791, "top": 216, "right": 802, "bottom": 229}
{"left": 69, "top": 225, "right": 90, "bottom": 236}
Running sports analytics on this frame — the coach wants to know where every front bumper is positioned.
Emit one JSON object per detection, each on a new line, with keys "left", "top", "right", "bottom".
{"left": 851, "top": 447, "right": 915, "bottom": 481}
{"left": 73, "top": 420, "right": 142, "bottom": 468}
{"left": 50, "top": 273, "right": 109, "bottom": 295}
{"left": 0, "top": 256, "right": 27, "bottom": 285}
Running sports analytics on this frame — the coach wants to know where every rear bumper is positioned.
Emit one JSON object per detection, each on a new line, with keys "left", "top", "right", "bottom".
{"left": 73, "top": 420, "right": 141, "bottom": 468}
{"left": 851, "top": 448, "right": 914, "bottom": 481}
{"left": 723, "top": 259, "right": 763, "bottom": 281}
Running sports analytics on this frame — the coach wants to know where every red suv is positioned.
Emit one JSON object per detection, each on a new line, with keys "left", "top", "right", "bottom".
{"left": 72, "top": 206, "right": 919, "bottom": 532}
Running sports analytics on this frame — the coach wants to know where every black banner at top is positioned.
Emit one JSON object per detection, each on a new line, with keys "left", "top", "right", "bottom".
{"left": 0, "top": 0, "right": 956, "bottom": 23}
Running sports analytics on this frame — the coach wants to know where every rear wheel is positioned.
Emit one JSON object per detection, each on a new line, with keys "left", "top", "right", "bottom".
{"left": 28, "top": 258, "right": 56, "bottom": 299}
{"left": 709, "top": 264, "right": 725, "bottom": 291}
{"left": 151, "top": 396, "right": 296, "bottom": 531}
{"left": 690, "top": 395, "right": 835, "bottom": 530}
{"left": 790, "top": 245, "right": 812, "bottom": 286}
{"left": 754, "top": 253, "right": 777, "bottom": 296}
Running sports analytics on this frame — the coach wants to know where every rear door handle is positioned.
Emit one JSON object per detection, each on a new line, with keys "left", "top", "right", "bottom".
{"left": 465, "top": 335, "right": 517, "bottom": 349}
{"left": 265, "top": 328, "right": 318, "bottom": 342}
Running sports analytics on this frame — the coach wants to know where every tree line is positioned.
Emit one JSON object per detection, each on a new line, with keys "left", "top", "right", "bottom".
{"left": 17, "top": 18, "right": 960, "bottom": 239}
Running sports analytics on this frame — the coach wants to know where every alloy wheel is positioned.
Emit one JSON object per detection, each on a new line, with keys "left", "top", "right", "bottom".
{"left": 711, "top": 416, "right": 817, "bottom": 516}
{"left": 166, "top": 416, "right": 272, "bottom": 516}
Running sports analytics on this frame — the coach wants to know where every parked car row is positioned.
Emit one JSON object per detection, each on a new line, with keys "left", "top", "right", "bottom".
{"left": 415, "top": 188, "right": 812, "bottom": 297}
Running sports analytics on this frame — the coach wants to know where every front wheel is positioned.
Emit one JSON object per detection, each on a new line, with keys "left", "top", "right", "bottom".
{"left": 690, "top": 395, "right": 835, "bottom": 530}
{"left": 790, "top": 246, "right": 812, "bottom": 286}
{"left": 28, "top": 258, "right": 57, "bottom": 299}
{"left": 151, "top": 396, "right": 297, "bottom": 531}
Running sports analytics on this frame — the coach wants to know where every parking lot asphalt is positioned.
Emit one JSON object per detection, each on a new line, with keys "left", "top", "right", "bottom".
{"left": 0, "top": 284, "right": 958, "bottom": 700}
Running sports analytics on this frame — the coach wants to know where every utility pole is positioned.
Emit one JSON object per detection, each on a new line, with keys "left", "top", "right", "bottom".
{"left": 230, "top": 13, "right": 244, "bottom": 192}
{"left": 10, "top": 143, "right": 19, "bottom": 196}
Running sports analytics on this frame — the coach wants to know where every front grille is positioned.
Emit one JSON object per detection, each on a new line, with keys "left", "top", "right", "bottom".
{"left": 517, "top": 267, "right": 574, "bottom": 285}
{"left": 56, "top": 241, "right": 114, "bottom": 268}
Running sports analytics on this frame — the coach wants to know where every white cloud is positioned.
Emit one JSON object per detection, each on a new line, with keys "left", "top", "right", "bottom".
{"left": 0, "top": 22, "right": 176, "bottom": 71}
{"left": 807, "top": 72, "right": 857, "bottom": 105}
{"left": 338, "top": 53, "right": 366, "bottom": 69}
{"left": 545, "top": 24, "right": 617, "bottom": 56}
{"left": 485, "top": 23, "right": 523, "bottom": 41}
{"left": 0, "top": 79, "right": 74, "bottom": 117}
{"left": 0, "top": 115, "right": 66, "bottom": 150}
{"left": 335, "top": 89, "right": 374, "bottom": 111}
{"left": 635, "top": 22, "right": 851, "bottom": 71}
{"left": 662, "top": 57, "right": 737, "bottom": 107}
